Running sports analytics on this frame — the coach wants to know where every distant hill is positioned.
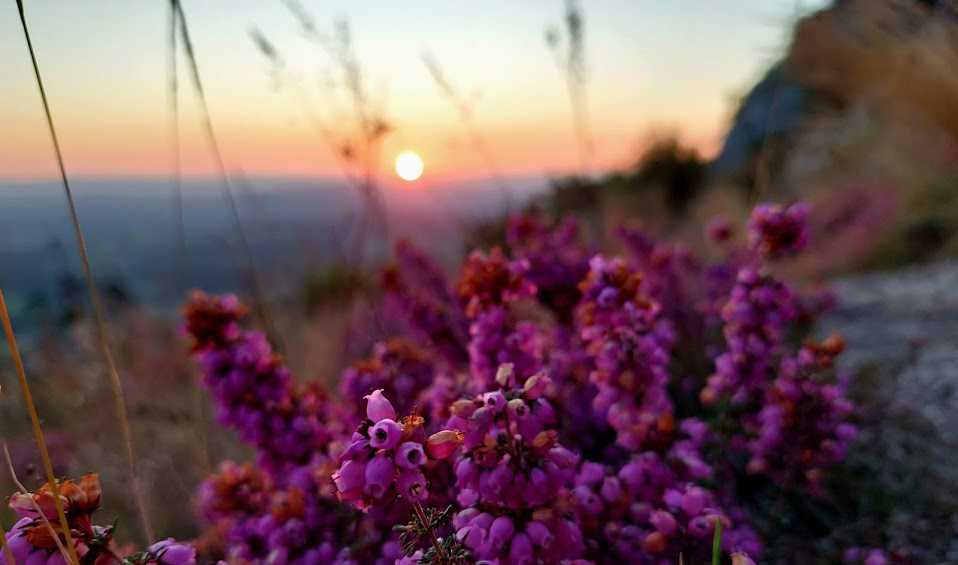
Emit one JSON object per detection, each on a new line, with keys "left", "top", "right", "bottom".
{"left": 0, "top": 175, "right": 549, "bottom": 321}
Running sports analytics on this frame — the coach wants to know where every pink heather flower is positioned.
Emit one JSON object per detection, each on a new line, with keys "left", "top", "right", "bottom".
{"left": 395, "top": 441, "right": 426, "bottom": 469}
{"left": 681, "top": 486, "right": 709, "bottom": 516}
{"left": 426, "top": 430, "right": 463, "bottom": 460}
{"left": 509, "top": 532, "right": 534, "bottom": 564}
{"left": 397, "top": 469, "right": 427, "bottom": 500}
{"left": 182, "top": 209, "right": 870, "bottom": 564}
{"left": 364, "top": 389, "right": 396, "bottom": 422}
{"left": 489, "top": 516, "right": 516, "bottom": 545}
{"left": 332, "top": 459, "right": 365, "bottom": 495}
{"left": 146, "top": 539, "right": 197, "bottom": 565}
{"left": 523, "top": 372, "right": 551, "bottom": 398}
{"left": 748, "top": 202, "right": 810, "bottom": 259}
{"left": 650, "top": 510, "right": 678, "bottom": 535}
{"left": 600, "top": 476, "right": 622, "bottom": 501}
{"left": 364, "top": 454, "right": 395, "bottom": 498}
{"left": 368, "top": 418, "right": 402, "bottom": 449}
{"left": 526, "top": 521, "right": 554, "bottom": 548}
{"left": 481, "top": 390, "right": 507, "bottom": 412}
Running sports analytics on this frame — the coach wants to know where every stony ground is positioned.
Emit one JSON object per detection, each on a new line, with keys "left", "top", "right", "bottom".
{"left": 824, "top": 261, "right": 958, "bottom": 561}
{"left": 824, "top": 260, "right": 958, "bottom": 442}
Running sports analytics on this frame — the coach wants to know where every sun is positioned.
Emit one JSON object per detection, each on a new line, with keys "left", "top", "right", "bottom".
{"left": 395, "top": 150, "right": 424, "bottom": 182}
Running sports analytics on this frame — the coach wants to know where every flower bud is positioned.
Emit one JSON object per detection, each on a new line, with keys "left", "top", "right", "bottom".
{"left": 681, "top": 486, "right": 708, "bottom": 516}
{"left": 426, "top": 430, "right": 463, "bottom": 460}
{"left": 650, "top": 510, "right": 677, "bottom": 536}
{"left": 482, "top": 390, "right": 507, "bottom": 413}
{"left": 495, "top": 363, "right": 514, "bottom": 387}
{"left": 525, "top": 521, "right": 553, "bottom": 548}
{"left": 642, "top": 531, "right": 667, "bottom": 554}
{"left": 489, "top": 516, "right": 515, "bottom": 546}
{"left": 508, "top": 532, "right": 533, "bottom": 565}
{"left": 397, "top": 469, "right": 427, "bottom": 500}
{"left": 522, "top": 372, "right": 550, "bottom": 398}
{"left": 364, "top": 389, "right": 396, "bottom": 422}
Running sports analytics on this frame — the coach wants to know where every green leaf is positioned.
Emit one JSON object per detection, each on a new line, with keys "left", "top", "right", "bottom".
{"left": 712, "top": 519, "right": 723, "bottom": 565}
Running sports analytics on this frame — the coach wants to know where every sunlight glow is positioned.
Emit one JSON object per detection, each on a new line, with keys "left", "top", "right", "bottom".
{"left": 395, "top": 150, "right": 424, "bottom": 182}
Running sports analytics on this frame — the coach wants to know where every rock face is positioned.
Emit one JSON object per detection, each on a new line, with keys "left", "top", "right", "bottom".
{"left": 709, "top": 64, "right": 808, "bottom": 178}
{"left": 824, "top": 260, "right": 958, "bottom": 441}
{"left": 711, "top": 0, "right": 958, "bottom": 181}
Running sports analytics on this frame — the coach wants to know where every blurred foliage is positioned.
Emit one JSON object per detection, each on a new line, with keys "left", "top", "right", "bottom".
{"left": 302, "top": 263, "right": 372, "bottom": 314}
{"left": 747, "top": 359, "right": 958, "bottom": 563}
{"left": 867, "top": 176, "right": 958, "bottom": 268}
{"left": 464, "top": 136, "right": 708, "bottom": 254}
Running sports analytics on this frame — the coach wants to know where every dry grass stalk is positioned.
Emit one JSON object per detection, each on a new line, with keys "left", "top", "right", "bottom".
{"left": 168, "top": 0, "right": 187, "bottom": 294}
{"left": 0, "top": 380, "right": 16, "bottom": 565}
{"left": 282, "top": 0, "right": 394, "bottom": 261}
{"left": 2, "top": 443, "right": 73, "bottom": 564}
{"left": 546, "top": 0, "right": 593, "bottom": 175}
{"left": 174, "top": 0, "right": 281, "bottom": 348}
{"left": 248, "top": 26, "right": 363, "bottom": 193}
{"left": 421, "top": 51, "right": 514, "bottom": 210}
{"left": 12, "top": 0, "right": 153, "bottom": 543}
{"left": 0, "top": 291, "right": 78, "bottom": 565}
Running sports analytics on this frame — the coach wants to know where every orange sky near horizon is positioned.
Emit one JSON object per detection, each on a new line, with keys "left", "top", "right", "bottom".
{"left": 0, "top": 1, "right": 823, "bottom": 186}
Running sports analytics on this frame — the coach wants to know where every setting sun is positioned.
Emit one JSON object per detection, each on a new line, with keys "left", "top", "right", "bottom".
{"left": 395, "top": 150, "right": 424, "bottom": 182}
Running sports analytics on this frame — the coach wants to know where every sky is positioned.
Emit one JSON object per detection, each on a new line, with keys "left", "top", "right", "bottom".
{"left": 0, "top": 1, "right": 828, "bottom": 186}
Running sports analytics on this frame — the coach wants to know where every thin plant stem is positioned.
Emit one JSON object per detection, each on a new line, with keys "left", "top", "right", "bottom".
{"left": 282, "top": 2, "right": 391, "bottom": 262}
{"left": 711, "top": 518, "right": 723, "bottom": 565}
{"left": 168, "top": 0, "right": 212, "bottom": 474}
{"left": 0, "top": 292, "right": 79, "bottom": 565}
{"left": 0, "top": 378, "right": 15, "bottom": 565}
{"left": 248, "top": 27, "right": 363, "bottom": 193}
{"left": 169, "top": 0, "right": 187, "bottom": 293}
{"left": 421, "top": 52, "right": 513, "bottom": 212}
{"left": 546, "top": 0, "right": 593, "bottom": 176}
{"left": 11, "top": 0, "right": 154, "bottom": 543}
{"left": 174, "top": 0, "right": 281, "bottom": 347}
{"left": 412, "top": 501, "right": 447, "bottom": 562}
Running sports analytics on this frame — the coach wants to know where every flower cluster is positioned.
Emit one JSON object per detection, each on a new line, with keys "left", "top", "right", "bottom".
{"left": 185, "top": 291, "right": 344, "bottom": 476}
{"left": 340, "top": 338, "right": 439, "bottom": 421}
{"left": 701, "top": 267, "right": 797, "bottom": 407}
{"left": 185, "top": 292, "right": 396, "bottom": 564}
{"left": 457, "top": 248, "right": 544, "bottom": 390}
{"left": 506, "top": 214, "right": 590, "bottom": 322}
{"left": 747, "top": 202, "right": 810, "bottom": 259}
{"left": 381, "top": 240, "right": 469, "bottom": 366}
{"left": 746, "top": 335, "right": 857, "bottom": 488}
{"left": 447, "top": 371, "right": 587, "bottom": 563}
{"left": 2, "top": 474, "right": 196, "bottom": 565}
{"left": 176, "top": 202, "right": 870, "bottom": 564}
{"left": 576, "top": 256, "right": 675, "bottom": 450}
{"left": 571, "top": 419, "right": 760, "bottom": 563}
{"left": 333, "top": 389, "right": 460, "bottom": 507}
{"left": 197, "top": 461, "right": 272, "bottom": 524}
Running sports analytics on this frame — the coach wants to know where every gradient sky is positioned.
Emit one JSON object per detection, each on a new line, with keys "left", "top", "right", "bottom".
{"left": 0, "top": 1, "right": 827, "bottom": 186}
